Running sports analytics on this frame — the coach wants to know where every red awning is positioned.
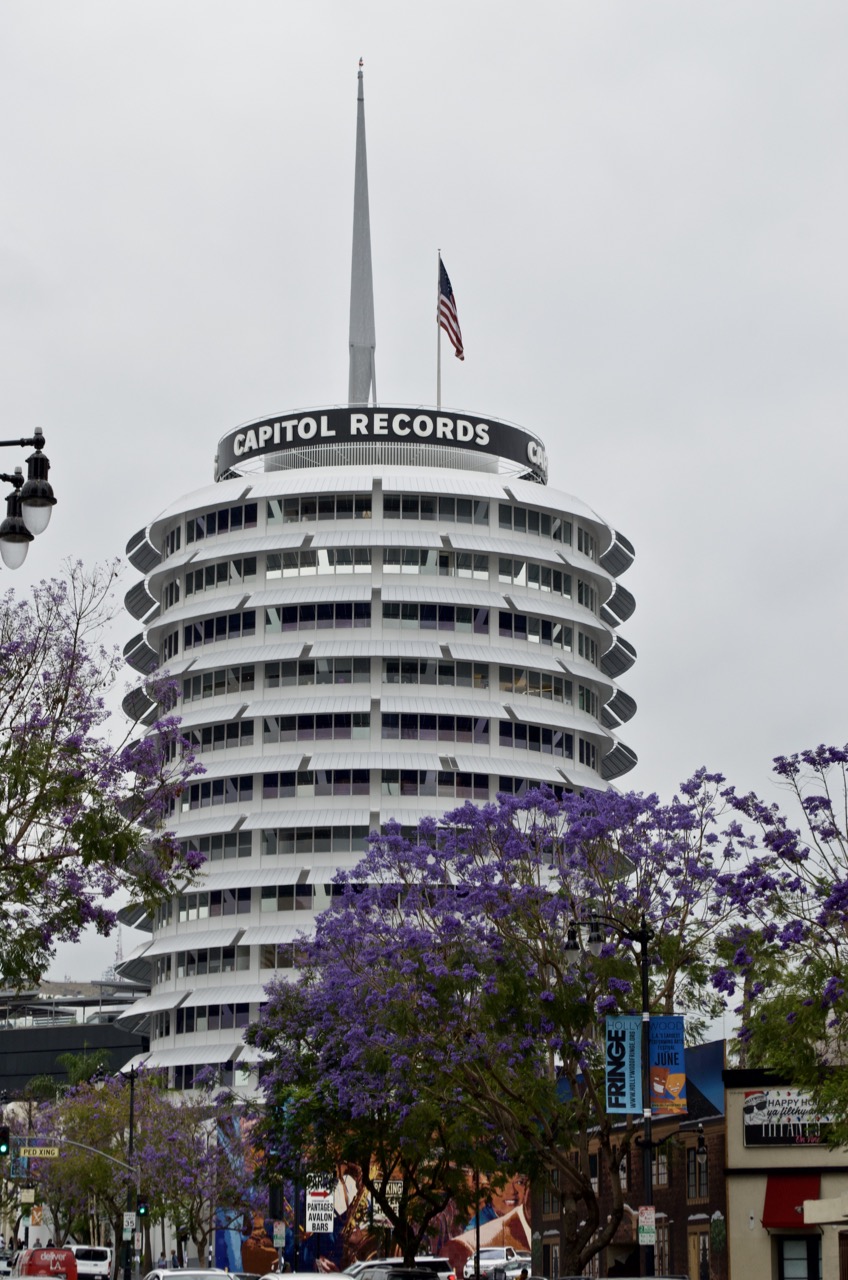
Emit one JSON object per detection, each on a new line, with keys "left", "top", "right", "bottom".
{"left": 762, "top": 1174, "right": 821, "bottom": 1229}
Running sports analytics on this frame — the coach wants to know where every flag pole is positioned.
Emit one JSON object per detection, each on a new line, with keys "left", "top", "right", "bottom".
{"left": 436, "top": 250, "right": 442, "bottom": 410}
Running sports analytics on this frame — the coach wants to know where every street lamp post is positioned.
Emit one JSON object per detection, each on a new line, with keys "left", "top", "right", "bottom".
{"left": 0, "top": 431, "right": 57, "bottom": 568}
{"left": 575, "top": 911, "right": 657, "bottom": 1279}
{"left": 123, "top": 1066, "right": 137, "bottom": 1280}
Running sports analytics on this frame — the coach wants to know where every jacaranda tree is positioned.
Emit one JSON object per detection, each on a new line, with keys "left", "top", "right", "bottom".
{"left": 31, "top": 1069, "right": 263, "bottom": 1268}
{"left": 0, "top": 562, "right": 203, "bottom": 988}
{"left": 715, "top": 745, "right": 848, "bottom": 1142}
{"left": 251, "top": 777, "right": 753, "bottom": 1274}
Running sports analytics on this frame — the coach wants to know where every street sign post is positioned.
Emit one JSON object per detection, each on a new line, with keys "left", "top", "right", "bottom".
{"left": 370, "top": 1179, "right": 403, "bottom": 1227}
{"left": 637, "top": 1206, "right": 656, "bottom": 1247}
{"left": 305, "top": 1175, "right": 334, "bottom": 1234}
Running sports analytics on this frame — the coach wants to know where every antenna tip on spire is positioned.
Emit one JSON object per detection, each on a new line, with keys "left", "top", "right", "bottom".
{"left": 358, "top": 57, "right": 364, "bottom": 70}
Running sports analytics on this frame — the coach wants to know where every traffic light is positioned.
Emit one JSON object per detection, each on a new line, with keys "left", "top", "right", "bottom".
{"left": 137, "top": 1195, "right": 149, "bottom": 1218}
{"left": 0, "top": 1126, "right": 9, "bottom": 1155}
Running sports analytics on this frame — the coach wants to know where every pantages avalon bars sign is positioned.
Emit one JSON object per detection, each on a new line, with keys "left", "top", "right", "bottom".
{"left": 215, "top": 406, "right": 549, "bottom": 483}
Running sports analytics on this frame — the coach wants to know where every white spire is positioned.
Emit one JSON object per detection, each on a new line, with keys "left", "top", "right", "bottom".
{"left": 348, "top": 60, "right": 377, "bottom": 405}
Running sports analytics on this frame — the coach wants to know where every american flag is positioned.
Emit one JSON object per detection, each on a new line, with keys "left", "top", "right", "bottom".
{"left": 439, "top": 257, "right": 464, "bottom": 361}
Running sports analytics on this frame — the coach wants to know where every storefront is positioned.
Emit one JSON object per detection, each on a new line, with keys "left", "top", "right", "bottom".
{"left": 725, "top": 1069, "right": 848, "bottom": 1280}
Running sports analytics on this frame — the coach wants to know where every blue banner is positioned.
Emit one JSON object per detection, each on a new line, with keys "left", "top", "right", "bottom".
{"left": 605, "top": 1016, "right": 642, "bottom": 1114}
{"left": 649, "top": 1015, "right": 687, "bottom": 1116}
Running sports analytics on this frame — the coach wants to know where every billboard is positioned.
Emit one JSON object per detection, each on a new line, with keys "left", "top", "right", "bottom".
{"left": 216, "top": 406, "right": 549, "bottom": 483}
{"left": 743, "top": 1088, "right": 832, "bottom": 1146}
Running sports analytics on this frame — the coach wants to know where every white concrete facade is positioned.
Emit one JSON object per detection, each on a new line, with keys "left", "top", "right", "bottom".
{"left": 117, "top": 417, "right": 637, "bottom": 1089}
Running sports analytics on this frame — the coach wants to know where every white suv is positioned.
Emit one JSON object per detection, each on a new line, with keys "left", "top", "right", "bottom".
{"left": 67, "top": 1247, "right": 113, "bottom": 1280}
{"left": 463, "top": 1250, "right": 527, "bottom": 1280}
{"left": 346, "top": 1260, "right": 455, "bottom": 1280}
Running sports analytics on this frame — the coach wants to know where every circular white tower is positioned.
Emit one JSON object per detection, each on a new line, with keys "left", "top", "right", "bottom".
{"left": 117, "top": 406, "right": 636, "bottom": 1088}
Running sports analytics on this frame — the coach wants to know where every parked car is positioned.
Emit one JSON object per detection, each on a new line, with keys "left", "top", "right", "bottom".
{"left": 66, "top": 1246, "right": 112, "bottom": 1280}
{"left": 463, "top": 1250, "right": 523, "bottom": 1280}
{"left": 360, "top": 1270, "right": 439, "bottom": 1280}
{"left": 345, "top": 1260, "right": 455, "bottom": 1280}
{"left": 143, "top": 1270, "right": 229, "bottom": 1280}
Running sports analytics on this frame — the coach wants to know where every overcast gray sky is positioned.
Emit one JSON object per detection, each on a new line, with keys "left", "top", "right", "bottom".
{"left": 2, "top": 2, "right": 845, "bottom": 980}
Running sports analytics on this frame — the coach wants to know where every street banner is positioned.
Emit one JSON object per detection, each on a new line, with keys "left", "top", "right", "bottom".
{"left": 649, "top": 1015, "right": 687, "bottom": 1116}
{"left": 305, "top": 1174, "right": 334, "bottom": 1234}
{"left": 605, "top": 1016, "right": 641, "bottom": 1114}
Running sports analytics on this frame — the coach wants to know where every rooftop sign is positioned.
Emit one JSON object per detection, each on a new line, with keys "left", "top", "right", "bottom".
{"left": 216, "top": 406, "right": 548, "bottom": 483}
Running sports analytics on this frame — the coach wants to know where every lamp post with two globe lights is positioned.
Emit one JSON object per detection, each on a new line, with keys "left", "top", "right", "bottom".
{"left": 564, "top": 912, "right": 659, "bottom": 1277}
{"left": 565, "top": 913, "right": 709, "bottom": 1278}
{"left": 0, "top": 430, "right": 57, "bottom": 569}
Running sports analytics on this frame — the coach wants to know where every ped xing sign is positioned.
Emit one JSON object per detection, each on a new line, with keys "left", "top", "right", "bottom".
{"left": 20, "top": 1146, "right": 59, "bottom": 1158}
{"left": 305, "top": 1174, "right": 334, "bottom": 1234}
{"left": 605, "top": 1016, "right": 641, "bottom": 1114}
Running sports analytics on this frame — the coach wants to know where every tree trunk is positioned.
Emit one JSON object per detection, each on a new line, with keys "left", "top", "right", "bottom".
{"left": 111, "top": 1216, "right": 123, "bottom": 1280}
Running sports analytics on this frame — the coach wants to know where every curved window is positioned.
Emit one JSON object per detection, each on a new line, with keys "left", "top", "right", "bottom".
{"left": 498, "top": 611, "right": 572, "bottom": 651}
{"left": 182, "top": 776, "right": 253, "bottom": 810}
{"left": 578, "top": 632, "right": 599, "bottom": 666}
{"left": 183, "top": 611, "right": 256, "bottom": 649}
{"left": 184, "top": 722, "right": 254, "bottom": 753}
{"left": 268, "top": 548, "right": 371, "bottom": 577}
{"left": 262, "top": 825, "right": 370, "bottom": 856}
{"left": 382, "top": 659, "right": 487, "bottom": 688}
{"left": 382, "top": 713, "right": 488, "bottom": 744}
{"left": 578, "top": 685, "right": 598, "bottom": 717}
{"left": 383, "top": 549, "right": 488, "bottom": 579}
{"left": 261, "top": 884, "right": 315, "bottom": 912}
{"left": 577, "top": 579, "right": 597, "bottom": 612}
{"left": 381, "top": 770, "right": 488, "bottom": 800}
{"left": 186, "top": 556, "right": 257, "bottom": 595}
{"left": 263, "top": 713, "right": 370, "bottom": 743}
{"left": 182, "top": 665, "right": 255, "bottom": 701}
{"left": 179, "top": 831, "right": 252, "bottom": 861}
{"left": 498, "top": 504, "right": 571, "bottom": 544}
{"left": 262, "top": 769, "right": 370, "bottom": 798}
{"left": 499, "top": 666, "right": 571, "bottom": 703}
{"left": 382, "top": 603, "right": 489, "bottom": 634}
{"left": 177, "top": 887, "right": 251, "bottom": 921}
{"left": 260, "top": 943, "right": 302, "bottom": 970}
{"left": 186, "top": 502, "right": 257, "bottom": 543}
{"left": 498, "top": 722, "right": 573, "bottom": 759}
{"left": 383, "top": 494, "right": 488, "bottom": 524}
{"left": 498, "top": 776, "right": 567, "bottom": 799}
{"left": 267, "top": 494, "right": 372, "bottom": 523}
{"left": 176, "top": 1002, "right": 250, "bottom": 1034}
{"left": 174, "top": 945, "right": 250, "bottom": 977}
{"left": 498, "top": 559, "right": 571, "bottom": 597}
{"left": 163, "top": 527, "right": 182, "bottom": 558}
{"left": 265, "top": 603, "right": 371, "bottom": 632}
{"left": 577, "top": 527, "right": 597, "bottom": 560}
{"left": 266, "top": 657, "right": 371, "bottom": 686}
